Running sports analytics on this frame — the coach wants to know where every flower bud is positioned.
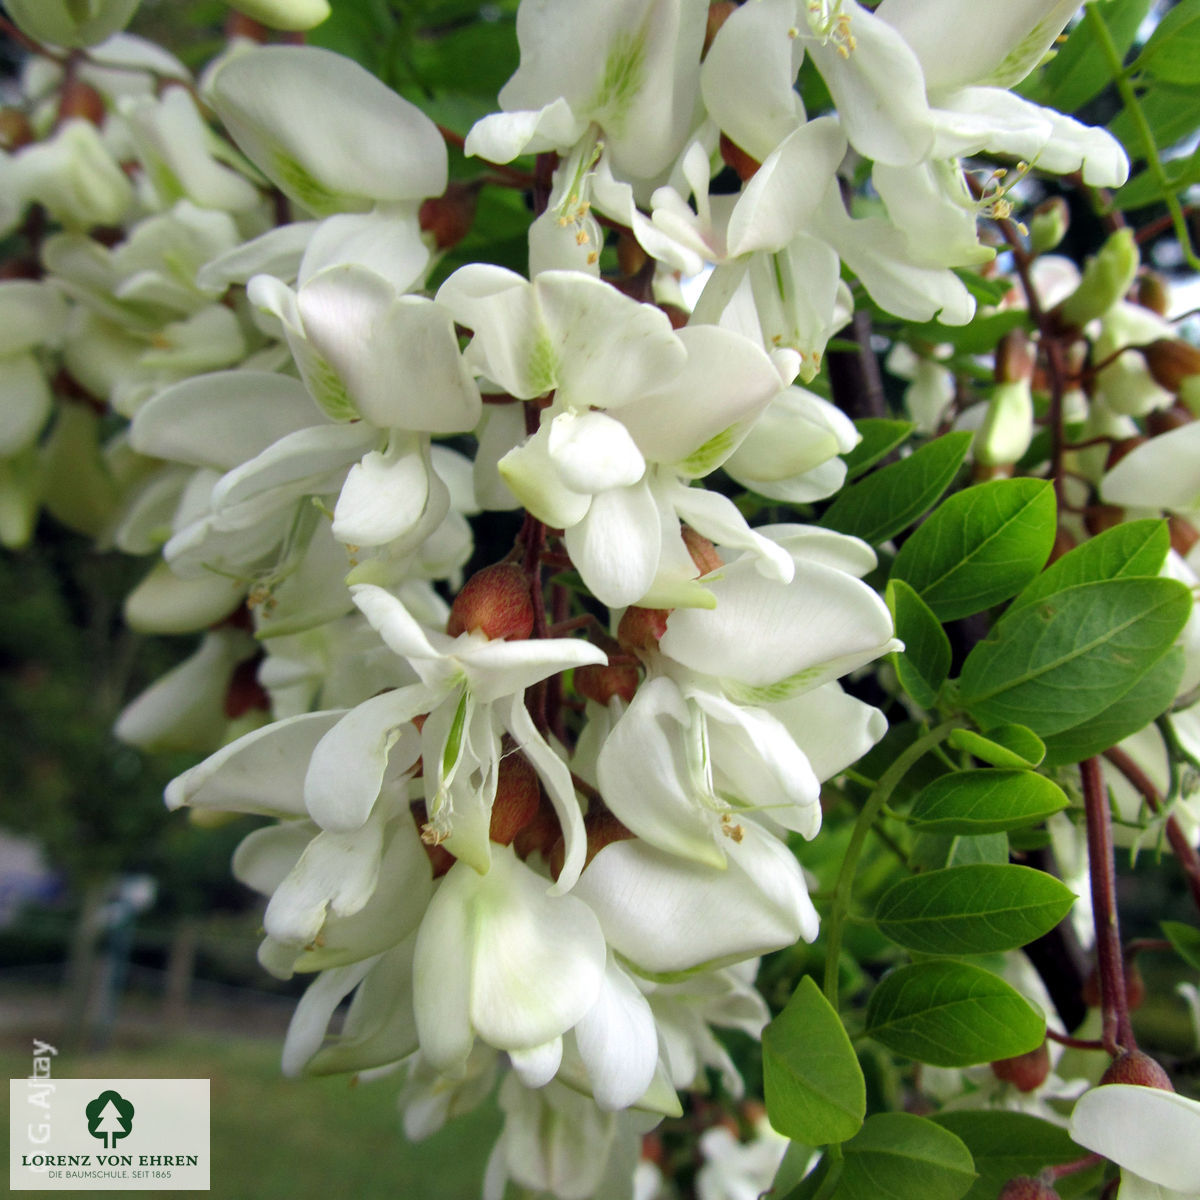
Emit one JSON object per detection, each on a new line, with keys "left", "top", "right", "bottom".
{"left": 446, "top": 563, "right": 534, "bottom": 640}
{"left": 704, "top": 2, "right": 737, "bottom": 58}
{"left": 1057, "top": 228, "right": 1138, "bottom": 330}
{"left": 1136, "top": 271, "right": 1171, "bottom": 317}
{"left": 1105, "top": 435, "right": 1148, "bottom": 471}
{"left": 575, "top": 660, "right": 639, "bottom": 706}
{"left": 1029, "top": 197, "right": 1069, "bottom": 255}
{"left": 617, "top": 232, "right": 648, "bottom": 279}
{"left": 991, "top": 1041, "right": 1051, "bottom": 1093}
{"left": 1170, "top": 516, "right": 1199, "bottom": 557}
{"left": 5, "top": 0, "right": 139, "bottom": 48}
{"left": 222, "top": 0, "right": 331, "bottom": 31}
{"left": 1143, "top": 339, "right": 1200, "bottom": 394}
{"left": 1084, "top": 504, "right": 1126, "bottom": 537}
{"left": 995, "top": 329, "right": 1035, "bottom": 385}
{"left": 617, "top": 606, "right": 670, "bottom": 654}
{"left": 1145, "top": 403, "right": 1194, "bottom": 436}
{"left": 682, "top": 526, "right": 723, "bottom": 575}
{"left": 1100, "top": 1049, "right": 1173, "bottom": 1091}
{"left": 975, "top": 381, "right": 1034, "bottom": 466}
{"left": 56, "top": 79, "right": 107, "bottom": 127}
{"left": 1048, "top": 526, "right": 1077, "bottom": 564}
{"left": 997, "top": 1177, "right": 1061, "bottom": 1200}
{"left": 719, "top": 133, "right": 760, "bottom": 182}
{"left": 420, "top": 182, "right": 478, "bottom": 251}
{"left": 489, "top": 752, "right": 542, "bottom": 846}
{"left": 0, "top": 109, "right": 34, "bottom": 153}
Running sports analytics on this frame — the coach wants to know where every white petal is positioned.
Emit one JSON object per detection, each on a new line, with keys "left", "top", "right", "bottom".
{"left": 548, "top": 410, "right": 646, "bottom": 493}
{"left": 510, "top": 1038, "right": 564, "bottom": 1089}
{"left": 1102, "top": 423, "right": 1200, "bottom": 514}
{"left": 0, "top": 354, "right": 52, "bottom": 457}
{"left": 564, "top": 479, "right": 661, "bottom": 608}
{"left": 461, "top": 635, "right": 608, "bottom": 704}
{"left": 304, "top": 686, "right": 426, "bottom": 831}
{"left": 332, "top": 438, "right": 443, "bottom": 549}
{"left": 281, "top": 959, "right": 375, "bottom": 1077}
{"left": 574, "top": 957, "right": 659, "bottom": 1110}
{"left": 464, "top": 99, "right": 587, "bottom": 164}
{"left": 209, "top": 46, "right": 446, "bottom": 214}
{"left": 499, "top": 427, "right": 593, "bottom": 529}
{"left": 164, "top": 710, "right": 344, "bottom": 817}
{"left": 1069, "top": 1085, "right": 1200, "bottom": 1191}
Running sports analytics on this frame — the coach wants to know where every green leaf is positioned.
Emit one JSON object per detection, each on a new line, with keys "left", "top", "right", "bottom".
{"left": 955, "top": 270, "right": 1011, "bottom": 307}
{"left": 930, "top": 1112, "right": 1091, "bottom": 1200}
{"left": 842, "top": 418, "right": 915, "bottom": 481}
{"left": 1109, "top": 81, "right": 1200, "bottom": 157}
{"left": 875, "top": 864, "right": 1075, "bottom": 956}
{"left": 1161, "top": 919, "right": 1200, "bottom": 970}
{"left": 887, "top": 580, "right": 951, "bottom": 708}
{"left": 865, "top": 961, "right": 1045, "bottom": 1067}
{"left": 1115, "top": 143, "right": 1200, "bottom": 210}
{"left": 1020, "top": 0, "right": 1154, "bottom": 111}
{"left": 909, "top": 769, "right": 1068, "bottom": 835}
{"left": 820, "top": 432, "right": 971, "bottom": 546}
{"left": 901, "top": 309, "right": 1030, "bottom": 357}
{"left": 958, "top": 577, "right": 1193, "bottom": 736}
{"left": 910, "top": 832, "right": 1011, "bottom": 870}
{"left": 1041, "top": 646, "right": 1185, "bottom": 765}
{"left": 947, "top": 726, "right": 1046, "bottom": 769}
{"left": 838, "top": 1113, "right": 976, "bottom": 1200}
{"left": 1132, "top": 0, "right": 1200, "bottom": 83}
{"left": 890, "top": 479, "right": 1056, "bottom": 621}
{"left": 763, "top": 976, "right": 866, "bottom": 1146}
{"left": 1009, "top": 519, "right": 1169, "bottom": 616}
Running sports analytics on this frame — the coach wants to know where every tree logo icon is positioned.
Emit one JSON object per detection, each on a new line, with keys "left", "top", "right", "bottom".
{"left": 85, "top": 1090, "right": 135, "bottom": 1149}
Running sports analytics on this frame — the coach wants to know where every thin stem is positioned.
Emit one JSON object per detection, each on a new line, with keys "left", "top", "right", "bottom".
{"left": 1046, "top": 1027, "right": 1106, "bottom": 1052}
{"left": 1081, "top": 756, "right": 1136, "bottom": 1054}
{"left": 1047, "top": 1152, "right": 1105, "bottom": 1180}
{"left": 1086, "top": 3, "right": 1200, "bottom": 271}
{"left": 823, "top": 720, "right": 961, "bottom": 1006}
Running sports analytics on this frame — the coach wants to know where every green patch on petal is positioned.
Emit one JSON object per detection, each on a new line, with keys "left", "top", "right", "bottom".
{"left": 305, "top": 352, "right": 360, "bottom": 422}
{"left": 589, "top": 29, "right": 648, "bottom": 132}
{"left": 145, "top": 156, "right": 185, "bottom": 206}
{"left": 272, "top": 151, "right": 341, "bottom": 215}
{"left": 979, "top": 20, "right": 1059, "bottom": 88}
{"left": 439, "top": 688, "right": 471, "bottom": 796}
{"left": 724, "top": 668, "right": 826, "bottom": 706}
{"left": 676, "top": 424, "right": 742, "bottom": 478}
{"left": 527, "top": 331, "right": 559, "bottom": 395}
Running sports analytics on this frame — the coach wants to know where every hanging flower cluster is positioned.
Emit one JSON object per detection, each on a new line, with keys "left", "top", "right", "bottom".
{"left": 15, "top": 0, "right": 1200, "bottom": 1197}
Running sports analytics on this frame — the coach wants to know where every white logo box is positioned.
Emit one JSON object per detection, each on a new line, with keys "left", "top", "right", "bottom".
{"left": 9, "top": 1079, "right": 209, "bottom": 1192}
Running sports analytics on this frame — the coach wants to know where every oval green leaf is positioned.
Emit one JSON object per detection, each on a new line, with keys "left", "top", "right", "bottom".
{"left": 839, "top": 1112, "right": 976, "bottom": 1200}
{"left": 931, "top": 1111, "right": 1096, "bottom": 1200}
{"left": 819, "top": 432, "right": 971, "bottom": 546}
{"left": 865, "top": 961, "right": 1046, "bottom": 1067}
{"left": 875, "top": 864, "right": 1075, "bottom": 956}
{"left": 959, "top": 577, "right": 1193, "bottom": 736}
{"left": 947, "top": 725, "right": 1045, "bottom": 769}
{"left": 909, "top": 769, "right": 1068, "bottom": 835}
{"left": 1007, "top": 518, "right": 1169, "bottom": 617}
{"left": 890, "top": 478, "right": 1056, "bottom": 621}
{"left": 1162, "top": 919, "right": 1200, "bottom": 971}
{"left": 763, "top": 976, "right": 865, "bottom": 1146}
{"left": 887, "top": 579, "right": 951, "bottom": 708}
{"left": 842, "top": 418, "right": 915, "bottom": 481}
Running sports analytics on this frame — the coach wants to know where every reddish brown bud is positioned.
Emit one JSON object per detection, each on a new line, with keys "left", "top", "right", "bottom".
{"left": 719, "top": 133, "right": 760, "bottom": 182}
{"left": 1100, "top": 1049, "right": 1174, "bottom": 1091}
{"left": 225, "top": 12, "right": 272, "bottom": 40}
{"left": 1144, "top": 339, "right": 1200, "bottom": 394}
{"left": 1170, "top": 516, "right": 1200, "bottom": 557}
{"left": 682, "top": 526, "right": 723, "bottom": 575}
{"left": 513, "top": 798, "right": 561, "bottom": 862}
{"left": 617, "top": 232, "right": 648, "bottom": 278}
{"left": 658, "top": 303, "right": 690, "bottom": 330}
{"left": 1105, "top": 435, "right": 1148, "bottom": 471}
{"left": 617, "top": 606, "right": 670, "bottom": 654}
{"left": 1146, "top": 403, "right": 1194, "bottom": 437}
{"left": 995, "top": 329, "right": 1035, "bottom": 385}
{"left": 419, "top": 182, "right": 478, "bottom": 251}
{"left": 1048, "top": 526, "right": 1077, "bottom": 565}
{"left": 56, "top": 80, "right": 106, "bottom": 127}
{"left": 446, "top": 563, "right": 534, "bottom": 640}
{"left": 703, "top": 2, "right": 737, "bottom": 57}
{"left": 997, "top": 1177, "right": 1061, "bottom": 1200}
{"left": 991, "top": 1041, "right": 1051, "bottom": 1093}
{"left": 576, "top": 659, "right": 640, "bottom": 706}
{"left": 1084, "top": 503, "right": 1126, "bottom": 537}
{"left": 0, "top": 108, "right": 33, "bottom": 152}
{"left": 1136, "top": 272, "right": 1171, "bottom": 318}
{"left": 224, "top": 657, "right": 270, "bottom": 719}
{"left": 489, "top": 753, "right": 542, "bottom": 846}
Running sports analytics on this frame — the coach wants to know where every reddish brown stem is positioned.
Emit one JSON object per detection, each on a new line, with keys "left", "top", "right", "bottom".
{"left": 1081, "top": 755, "right": 1136, "bottom": 1054}
{"left": 1046, "top": 1028, "right": 1105, "bottom": 1051}
{"left": 1047, "top": 1152, "right": 1105, "bottom": 1180}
